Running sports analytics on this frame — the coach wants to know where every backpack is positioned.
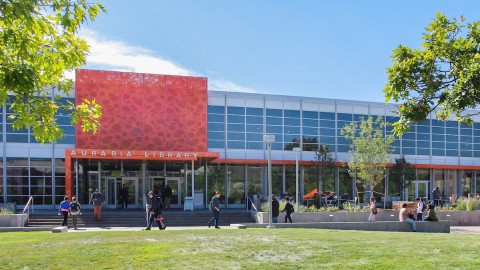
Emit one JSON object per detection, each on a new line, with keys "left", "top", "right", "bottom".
{"left": 70, "top": 202, "right": 79, "bottom": 212}
{"left": 209, "top": 201, "right": 213, "bottom": 212}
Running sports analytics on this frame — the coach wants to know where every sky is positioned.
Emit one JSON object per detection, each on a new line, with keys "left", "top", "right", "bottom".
{"left": 79, "top": 0, "right": 480, "bottom": 103}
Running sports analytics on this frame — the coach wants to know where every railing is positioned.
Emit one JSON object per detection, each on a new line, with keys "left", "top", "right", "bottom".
{"left": 22, "top": 196, "right": 34, "bottom": 227}
{"left": 246, "top": 197, "right": 259, "bottom": 222}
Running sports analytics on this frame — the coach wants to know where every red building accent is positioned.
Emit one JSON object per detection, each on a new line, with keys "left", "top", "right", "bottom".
{"left": 75, "top": 70, "right": 208, "bottom": 151}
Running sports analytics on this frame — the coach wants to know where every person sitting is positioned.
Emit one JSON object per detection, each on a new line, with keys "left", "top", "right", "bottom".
{"left": 399, "top": 203, "right": 416, "bottom": 232}
{"left": 425, "top": 204, "right": 439, "bottom": 222}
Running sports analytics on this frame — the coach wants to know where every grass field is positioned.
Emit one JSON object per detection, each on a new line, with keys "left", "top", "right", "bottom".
{"left": 1, "top": 229, "right": 479, "bottom": 269}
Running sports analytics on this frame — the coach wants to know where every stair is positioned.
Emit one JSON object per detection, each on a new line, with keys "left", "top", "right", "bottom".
{"left": 27, "top": 209, "right": 254, "bottom": 228}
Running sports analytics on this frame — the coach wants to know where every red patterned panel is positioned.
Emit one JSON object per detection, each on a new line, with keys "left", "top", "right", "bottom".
{"left": 75, "top": 70, "right": 208, "bottom": 152}
{"left": 143, "top": 74, "right": 165, "bottom": 150}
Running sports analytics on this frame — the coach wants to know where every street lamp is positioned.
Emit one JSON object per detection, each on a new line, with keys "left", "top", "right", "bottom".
{"left": 293, "top": 147, "right": 301, "bottom": 211}
{"left": 263, "top": 134, "right": 275, "bottom": 229}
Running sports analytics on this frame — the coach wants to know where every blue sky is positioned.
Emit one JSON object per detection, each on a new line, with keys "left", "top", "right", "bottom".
{"left": 80, "top": 0, "right": 480, "bottom": 103}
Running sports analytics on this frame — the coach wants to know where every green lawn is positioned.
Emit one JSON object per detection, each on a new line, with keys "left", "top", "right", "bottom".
{"left": 1, "top": 229, "right": 479, "bottom": 269}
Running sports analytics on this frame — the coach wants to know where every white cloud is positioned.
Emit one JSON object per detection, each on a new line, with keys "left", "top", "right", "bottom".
{"left": 69, "top": 29, "right": 256, "bottom": 93}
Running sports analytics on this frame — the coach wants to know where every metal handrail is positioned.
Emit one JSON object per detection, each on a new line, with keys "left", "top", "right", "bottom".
{"left": 246, "top": 196, "right": 258, "bottom": 222}
{"left": 22, "top": 196, "right": 34, "bottom": 227}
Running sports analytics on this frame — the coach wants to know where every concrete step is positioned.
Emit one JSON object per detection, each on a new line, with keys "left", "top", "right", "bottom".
{"left": 27, "top": 209, "right": 254, "bottom": 228}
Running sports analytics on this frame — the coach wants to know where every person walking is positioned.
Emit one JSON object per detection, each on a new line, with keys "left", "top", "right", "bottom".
{"left": 58, "top": 196, "right": 70, "bottom": 227}
{"left": 208, "top": 191, "right": 221, "bottom": 229}
{"left": 282, "top": 196, "right": 294, "bottom": 223}
{"left": 69, "top": 196, "right": 82, "bottom": 229}
{"left": 119, "top": 184, "right": 129, "bottom": 209}
{"left": 144, "top": 191, "right": 166, "bottom": 230}
{"left": 271, "top": 194, "right": 279, "bottom": 223}
{"left": 368, "top": 197, "right": 377, "bottom": 222}
{"left": 90, "top": 188, "right": 104, "bottom": 221}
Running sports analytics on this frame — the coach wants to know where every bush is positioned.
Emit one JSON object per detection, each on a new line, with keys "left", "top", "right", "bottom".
{"left": 0, "top": 202, "right": 16, "bottom": 215}
{"left": 342, "top": 202, "right": 362, "bottom": 212}
{"left": 454, "top": 197, "right": 478, "bottom": 211}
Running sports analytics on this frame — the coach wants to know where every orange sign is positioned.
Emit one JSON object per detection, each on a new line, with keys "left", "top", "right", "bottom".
{"left": 66, "top": 148, "right": 219, "bottom": 161}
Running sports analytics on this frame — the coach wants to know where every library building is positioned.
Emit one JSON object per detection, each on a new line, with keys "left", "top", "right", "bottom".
{"left": 2, "top": 69, "right": 480, "bottom": 210}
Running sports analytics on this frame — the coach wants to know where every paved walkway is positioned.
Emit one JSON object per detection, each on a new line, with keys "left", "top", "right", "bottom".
{"left": 3, "top": 226, "right": 480, "bottom": 233}
{"left": 58, "top": 225, "right": 480, "bottom": 233}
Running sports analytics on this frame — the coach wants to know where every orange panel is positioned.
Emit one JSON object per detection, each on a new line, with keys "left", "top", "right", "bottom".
{"left": 75, "top": 70, "right": 208, "bottom": 151}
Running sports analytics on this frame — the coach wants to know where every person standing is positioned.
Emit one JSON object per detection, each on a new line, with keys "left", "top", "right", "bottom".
{"left": 368, "top": 197, "right": 377, "bottom": 222}
{"left": 399, "top": 203, "right": 416, "bottom": 232}
{"left": 208, "top": 191, "right": 221, "bottom": 229}
{"left": 432, "top": 187, "right": 441, "bottom": 206}
{"left": 144, "top": 191, "right": 166, "bottom": 230}
{"left": 163, "top": 185, "right": 172, "bottom": 209}
{"left": 119, "top": 184, "right": 129, "bottom": 209}
{"left": 282, "top": 196, "right": 294, "bottom": 223}
{"left": 90, "top": 188, "right": 104, "bottom": 221}
{"left": 416, "top": 197, "right": 424, "bottom": 221}
{"left": 58, "top": 196, "right": 70, "bottom": 227}
{"left": 271, "top": 194, "right": 279, "bottom": 223}
{"left": 69, "top": 196, "right": 82, "bottom": 229}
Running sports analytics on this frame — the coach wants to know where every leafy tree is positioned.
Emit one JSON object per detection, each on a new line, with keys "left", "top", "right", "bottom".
{"left": 311, "top": 144, "right": 336, "bottom": 206}
{"left": 384, "top": 12, "right": 480, "bottom": 135}
{"left": 0, "top": 0, "right": 105, "bottom": 143}
{"left": 389, "top": 156, "right": 416, "bottom": 201}
{"left": 341, "top": 116, "right": 395, "bottom": 200}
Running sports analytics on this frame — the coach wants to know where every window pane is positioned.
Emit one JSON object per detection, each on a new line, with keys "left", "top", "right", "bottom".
{"left": 208, "top": 105, "right": 225, "bottom": 114}
{"left": 208, "top": 114, "right": 225, "bottom": 122}
{"left": 246, "top": 116, "right": 263, "bottom": 124}
{"left": 303, "top": 111, "right": 318, "bottom": 119}
{"left": 266, "top": 117, "right": 282, "bottom": 125}
{"left": 208, "top": 140, "right": 225, "bottom": 148}
{"left": 246, "top": 107, "right": 263, "bottom": 116}
{"left": 208, "top": 123, "right": 225, "bottom": 132}
{"left": 266, "top": 109, "right": 282, "bottom": 117}
{"left": 246, "top": 124, "right": 263, "bottom": 133}
{"left": 227, "top": 106, "right": 245, "bottom": 115}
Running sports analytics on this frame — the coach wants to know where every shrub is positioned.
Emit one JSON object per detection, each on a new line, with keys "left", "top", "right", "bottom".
{"left": 342, "top": 202, "right": 362, "bottom": 212}
{"left": 0, "top": 203, "right": 16, "bottom": 215}
{"left": 326, "top": 205, "right": 339, "bottom": 212}
{"left": 454, "top": 197, "right": 478, "bottom": 211}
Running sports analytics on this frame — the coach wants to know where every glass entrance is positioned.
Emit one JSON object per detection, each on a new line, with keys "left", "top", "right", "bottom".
{"left": 102, "top": 177, "right": 139, "bottom": 208}
{"left": 145, "top": 177, "right": 182, "bottom": 208}
{"left": 414, "top": 180, "right": 429, "bottom": 201}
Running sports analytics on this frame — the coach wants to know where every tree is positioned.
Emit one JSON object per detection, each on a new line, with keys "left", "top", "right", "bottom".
{"left": 0, "top": 0, "right": 105, "bottom": 143}
{"left": 311, "top": 144, "right": 336, "bottom": 206}
{"left": 341, "top": 116, "right": 395, "bottom": 201}
{"left": 389, "top": 156, "right": 416, "bottom": 201}
{"left": 384, "top": 12, "right": 480, "bottom": 135}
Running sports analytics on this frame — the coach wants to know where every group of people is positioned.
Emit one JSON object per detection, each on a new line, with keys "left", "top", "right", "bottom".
{"left": 58, "top": 196, "right": 83, "bottom": 229}
{"left": 368, "top": 196, "right": 439, "bottom": 232}
{"left": 271, "top": 194, "right": 295, "bottom": 223}
{"left": 397, "top": 198, "right": 439, "bottom": 232}
{"left": 58, "top": 187, "right": 104, "bottom": 229}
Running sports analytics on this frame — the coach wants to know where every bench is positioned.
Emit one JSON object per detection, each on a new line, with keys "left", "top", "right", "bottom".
{"left": 242, "top": 221, "right": 450, "bottom": 233}
{"left": 51, "top": 226, "right": 68, "bottom": 233}
{"left": 230, "top": 224, "right": 247, "bottom": 229}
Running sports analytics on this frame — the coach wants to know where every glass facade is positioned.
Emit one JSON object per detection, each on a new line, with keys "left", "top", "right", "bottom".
{"left": 2, "top": 89, "right": 480, "bottom": 208}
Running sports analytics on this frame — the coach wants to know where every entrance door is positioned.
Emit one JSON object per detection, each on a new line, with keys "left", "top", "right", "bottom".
{"left": 165, "top": 178, "right": 181, "bottom": 208}
{"left": 102, "top": 177, "right": 139, "bottom": 208}
{"left": 122, "top": 177, "right": 139, "bottom": 208}
{"left": 145, "top": 177, "right": 182, "bottom": 208}
{"left": 103, "top": 177, "right": 118, "bottom": 209}
{"left": 414, "top": 180, "right": 429, "bottom": 201}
